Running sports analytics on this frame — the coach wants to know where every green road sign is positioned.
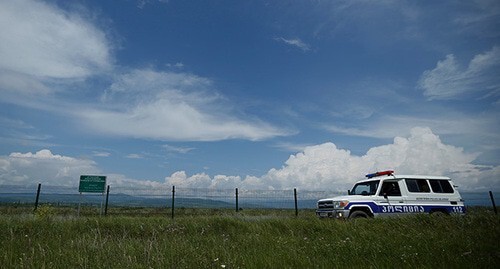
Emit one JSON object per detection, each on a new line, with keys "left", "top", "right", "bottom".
{"left": 79, "top": 175, "right": 106, "bottom": 193}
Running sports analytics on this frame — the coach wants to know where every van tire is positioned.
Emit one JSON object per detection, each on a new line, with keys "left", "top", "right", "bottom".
{"left": 349, "top": 211, "right": 369, "bottom": 219}
{"left": 430, "top": 210, "right": 448, "bottom": 216}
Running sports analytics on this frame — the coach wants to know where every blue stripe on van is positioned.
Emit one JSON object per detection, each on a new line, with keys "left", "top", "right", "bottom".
{"left": 346, "top": 202, "right": 466, "bottom": 214}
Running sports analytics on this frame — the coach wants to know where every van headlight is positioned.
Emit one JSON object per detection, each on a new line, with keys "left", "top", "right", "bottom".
{"left": 333, "top": 201, "right": 349, "bottom": 209}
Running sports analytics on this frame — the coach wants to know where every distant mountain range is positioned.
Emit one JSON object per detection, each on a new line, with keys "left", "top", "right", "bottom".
{"left": 0, "top": 192, "right": 319, "bottom": 209}
{"left": 0, "top": 191, "right": 494, "bottom": 208}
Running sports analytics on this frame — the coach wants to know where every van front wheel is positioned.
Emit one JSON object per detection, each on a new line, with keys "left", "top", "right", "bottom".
{"left": 349, "top": 211, "right": 369, "bottom": 219}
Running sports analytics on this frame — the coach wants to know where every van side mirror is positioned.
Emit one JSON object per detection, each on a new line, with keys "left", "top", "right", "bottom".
{"left": 348, "top": 190, "right": 351, "bottom": 195}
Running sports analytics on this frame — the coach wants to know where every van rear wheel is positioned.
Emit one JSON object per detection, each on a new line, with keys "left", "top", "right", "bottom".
{"left": 430, "top": 210, "right": 448, "bottom": 216}
{"left": 349, "top": 211, "right": 369, "bottom": 219}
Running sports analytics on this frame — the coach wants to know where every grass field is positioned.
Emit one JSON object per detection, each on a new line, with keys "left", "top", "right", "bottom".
{"left": 0, "top": 206, "right": 499, "bottom": 268}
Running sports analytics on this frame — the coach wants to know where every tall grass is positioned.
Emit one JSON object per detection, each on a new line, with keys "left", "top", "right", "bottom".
{"left": 0, "top": 208, "right": 498, "bottom": 268}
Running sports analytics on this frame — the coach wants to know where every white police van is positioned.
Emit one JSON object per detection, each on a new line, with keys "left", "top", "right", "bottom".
{"left": 316, "top": 170, "right": 465, "bottom": 219}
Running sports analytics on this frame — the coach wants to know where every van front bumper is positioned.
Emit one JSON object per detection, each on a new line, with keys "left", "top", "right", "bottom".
{"left": 316, "top": 209, "right": 349, "bottom": 219}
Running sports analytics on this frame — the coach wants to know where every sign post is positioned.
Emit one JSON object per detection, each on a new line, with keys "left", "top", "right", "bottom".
{"left": 78, "top": 175, "right": 107, "bottom": 216}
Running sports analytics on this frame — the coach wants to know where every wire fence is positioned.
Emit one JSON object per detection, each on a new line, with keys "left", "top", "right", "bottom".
{"left": 0, "top": 184, "right": 498, "bottom": 217}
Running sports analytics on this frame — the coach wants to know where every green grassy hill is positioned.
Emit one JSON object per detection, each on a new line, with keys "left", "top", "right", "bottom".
{"left": 0, "top": 207, "right": 498, "bottom": 268}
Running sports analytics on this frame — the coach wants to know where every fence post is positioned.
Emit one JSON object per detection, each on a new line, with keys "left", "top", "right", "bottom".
{"left": 235, "top": 188, "right": 239, "bottom": 212}
{"left": 34, "top": 183, "right": 41, "bottom": 212}
{"left": 104, "top": 185, "right": 110, "bottom": 216}
{"left": 171, "top": 186, "right": 175, "bottom": 219}
{"left": 489, "top": 191, "right": 497, "bottom": 215}
{"left": 294, "top": 188, "right": 298, "bottom": 217}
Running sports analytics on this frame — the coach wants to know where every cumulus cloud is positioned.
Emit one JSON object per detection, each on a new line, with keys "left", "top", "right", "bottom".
{"left": 165, "top": 127, "right": 498, "bottom": 191}
{"left": 255, "top": 127, "right": 478, "bottom": 190}
{"left": 0, "top": 149, "right": 166, "bottom": 191}
{"left": 77, "top": 69, "right": 289, "bottom": 141}
{"left": 418, "top": 46, "right": 500, "bottom": 100}
{"left": 0, "top": 149, "right": 99, "bottom": 186}
{"left": 0, "top": 0, "right": 112, "bottom": 80}
{"left": 1, "top": 128, "right": 497, "bottom": 191}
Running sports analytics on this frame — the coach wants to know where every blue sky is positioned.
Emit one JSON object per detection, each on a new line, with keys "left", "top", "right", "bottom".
{"left": 0, "top": 0, "right": 499, "bottom": 191}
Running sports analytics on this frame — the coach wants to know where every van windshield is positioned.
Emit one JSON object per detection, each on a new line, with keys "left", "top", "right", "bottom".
{"left": 350, "top": 180, "right": 380, "bottom": 195}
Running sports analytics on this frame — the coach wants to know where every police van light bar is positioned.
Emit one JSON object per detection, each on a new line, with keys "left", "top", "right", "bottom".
{"left": 365, "top": 170, "right": 394, "bottom": 178}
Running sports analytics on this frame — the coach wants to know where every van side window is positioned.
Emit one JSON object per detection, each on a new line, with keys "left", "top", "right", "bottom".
{"left": 379, "top": 181, "right": 401, "bottom": 196}
{"left": 429, "top": 180, "right": 454, "bottom": 193}
{"left": 405, "top": 179, "right": 430, "bottom": 193}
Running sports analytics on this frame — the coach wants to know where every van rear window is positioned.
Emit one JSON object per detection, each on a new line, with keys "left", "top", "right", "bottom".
{"left": 405, "top": 179, "right": 430, "bottom": 193}
{"left": 429, "top": 179, "right": 454, "bottom": 193}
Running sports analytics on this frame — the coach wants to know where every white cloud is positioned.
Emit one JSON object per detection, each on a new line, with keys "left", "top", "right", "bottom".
{"left": 272, "top": 142, "right": 312, "bottom": 153}
{"left": 126, "top": 154, "right": 143, "bottom": 159}
{"left": 103, "top": 69, "right": 212, "bottom": 102}
{"left": 1, "top": 128, "right": 497, "bottom": 192}
{"left": 418, "top": 46, "right": 500, "bottom": 100}
{"left": 0, "top": 0, "right": 113, "bottom": 112}
{"left": 0, "top": 149, "right": 166, "bottom": 191}
{"left": 275, "top": 37, "right": 311, "bottom": 51}
{"left": 77, "top": 69, "right": 289, "bottom": 141}
{"left": 0, "top": 1, "right": 286, "bottom": 143}
{"left": 166, "top": 171, "right": 208, "bottom": 187}
{"left": 93, "top": 151, "right": 111, "bottom": 157}
{"left": 0, "top": 117, "right": 34, "bottom": 131}
{"left": 78, "top": 101, "right": 285, "bottom": 141}
{"left": 326, "top": 114, "right": 499, "bottom": 139}
{"left": 0, "top": 0, "right": 112, "bottom": 80}
{"left": 0, "top": 149, "right": 99, "bottom": 186}
{"left": 166, "top": 62, "right": 185, "bottom": 69}
{"left": 325, "top": 113, "right": 500, "bottom": 153}
{"left": 452, "top": 0, "right": 500, "bottom": 37}
{"left": 307, "top": 0, "right": 423, "bottom": 44}
{"left": 0, "top": 71, "right": 53, "bottom": 96}
{"left": 165, "top": 127, "right": 498, "bottom": 191}
{"left": 163, "top": 144, "right": 195, "bottom": 154}
{"left": 291, "top": 0, "right": 499, "bottom": 51}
